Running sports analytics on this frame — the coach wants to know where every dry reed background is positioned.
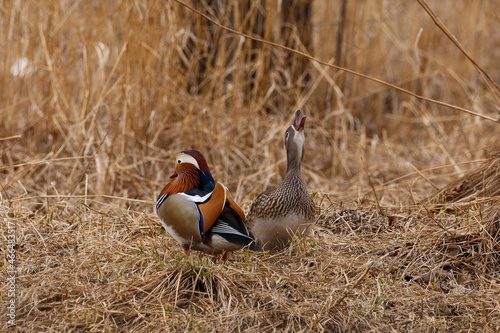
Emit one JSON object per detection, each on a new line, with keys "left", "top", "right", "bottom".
{"left": 2, "top": 0, "right": 500, "bottom": 331}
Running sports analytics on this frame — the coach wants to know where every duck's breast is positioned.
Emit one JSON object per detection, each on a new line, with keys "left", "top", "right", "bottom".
{"left": 250, "top": 212, "right": 312, "bottom": 250}
{"left": 157, "top": 194, "right": 203, "bottom": 249}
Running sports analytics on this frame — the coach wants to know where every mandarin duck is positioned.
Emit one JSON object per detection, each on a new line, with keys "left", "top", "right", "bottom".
{"left": 156, "top": 150, "right": 262, "bottom": 258}
{"left": 246, "top": 110, "right": 317, "bottom": 250}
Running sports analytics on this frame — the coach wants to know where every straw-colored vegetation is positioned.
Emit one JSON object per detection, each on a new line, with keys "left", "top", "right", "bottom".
{"left": 2, "top": 0, "right": 500, "bottom": 331}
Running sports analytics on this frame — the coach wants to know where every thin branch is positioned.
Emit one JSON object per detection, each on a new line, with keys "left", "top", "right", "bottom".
{"left": 417, "top": 0, "right": 500, "bottom": 98}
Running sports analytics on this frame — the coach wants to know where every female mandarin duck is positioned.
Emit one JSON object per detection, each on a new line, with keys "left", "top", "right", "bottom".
{"left": 156, "top": 150, "right": 262, "bottom": 258}
{"left": 246, "top": 110, "right": 317, "bottom": 250}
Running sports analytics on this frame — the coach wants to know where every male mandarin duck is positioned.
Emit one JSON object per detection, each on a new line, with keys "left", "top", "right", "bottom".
{"left": 246, "top": 110, "right": 317, "bottom": 250}
{"left": 156, "top": 150, "right": 262, "bottom": 258}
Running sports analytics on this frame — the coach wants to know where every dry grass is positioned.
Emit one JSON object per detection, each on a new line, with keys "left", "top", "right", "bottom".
{"left": 433, "top": 152, "right": 500, "bottom": 203}
{"left": 2, "top": 0, "right": 500, "bottom": 331}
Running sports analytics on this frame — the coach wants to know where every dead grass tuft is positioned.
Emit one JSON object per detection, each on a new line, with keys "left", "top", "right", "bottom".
{"left": 432, "top": 152, "right": 500, "bottom": 203}
{"left": 484, "top": 203, "right": 500, "bottom": 243}
{"left": 429, "top": 151, "right": 500, "bottom": 250}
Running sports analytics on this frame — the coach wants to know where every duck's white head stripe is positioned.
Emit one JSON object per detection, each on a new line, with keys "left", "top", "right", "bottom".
{"left": 177, "top": 153, "right": 200, "bottom": 170}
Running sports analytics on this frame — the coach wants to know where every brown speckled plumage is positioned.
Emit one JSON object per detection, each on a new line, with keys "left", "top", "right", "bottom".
{"left": 246, "top": 110, "right": 317, "bottom": 250}
{"left": 248, "top": 172, "right": 316, "bottom": 220}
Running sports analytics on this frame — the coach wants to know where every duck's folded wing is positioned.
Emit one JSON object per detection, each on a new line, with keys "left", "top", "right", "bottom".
{"left": 210, "top": 206, "right": 263, "bottom": 252}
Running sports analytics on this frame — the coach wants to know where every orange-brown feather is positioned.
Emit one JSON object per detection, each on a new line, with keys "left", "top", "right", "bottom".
{"left": 225, "top": 188, "right": 246, "bottom": 221}
{"left": 160, "top": 164, "right": 200, "bottom": 196}
{"left": 198, "top": 183, "right": 226, "bottom": 233}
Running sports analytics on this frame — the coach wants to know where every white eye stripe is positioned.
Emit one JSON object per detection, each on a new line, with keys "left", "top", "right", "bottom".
{"left": 176, "top": 153, "right": 200, "bottom": 169}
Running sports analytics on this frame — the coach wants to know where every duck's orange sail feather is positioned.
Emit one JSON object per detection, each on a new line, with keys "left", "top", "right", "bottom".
{"left": 198, "top": 183, "right": 226, "bottom": 233}
{"left": 224, "top": 187, "right": 245, "bottom": 221}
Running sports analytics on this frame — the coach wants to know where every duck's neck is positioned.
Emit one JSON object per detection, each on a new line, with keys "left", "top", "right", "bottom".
{"left": 283, "top": 157, "right": 306, "bottom": 192}
{"left": 286, "top": 142, "right": 304, "bottom": 175}
{"left": 198, "top": 170, "right": 215, "bottom": 192}
{"left": 286, "top": 159, "right": 301, "bottom": 176}
{"left": 160, "top": 166, "right": 215, "bottom": 196}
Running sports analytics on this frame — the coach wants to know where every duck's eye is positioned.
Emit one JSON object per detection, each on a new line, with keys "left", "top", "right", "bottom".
{"left": 285, "top": 132, "right": 289, "bottom": 140}
{"left": 177, "top": 159, "right": 182, "bottom": 164}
